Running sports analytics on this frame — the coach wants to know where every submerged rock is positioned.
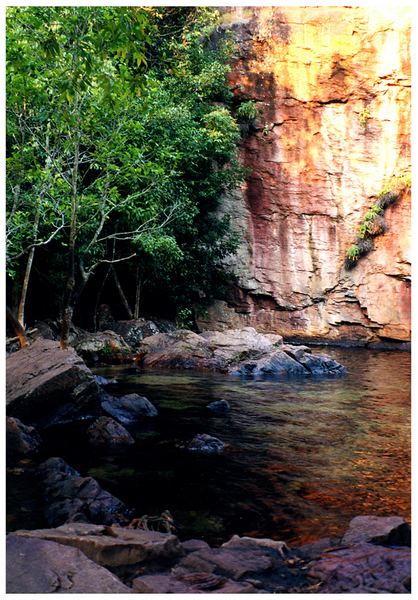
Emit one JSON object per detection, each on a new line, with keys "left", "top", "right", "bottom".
{"left": 86, "top": 417, "right": 135, "bottom": 449}
{"left": 6, "top": 338, "right": 99, "bottom": 426}
{"left": 137, "top": 327, "right": 345, "bottom": 378}
{"left": 206, "top": 399, "right": 230, "bottom": 413}
{"left": 6, "top": 535, "right": 131, "bottom": 593}
{"left": 39, "top": 457, "right": 130, "bottom": 526}
{"left": 186, "top": 434, "right": 225, "bottom": 455}
{"left": 101, "top": 392, "right": 158, "bottom": 424}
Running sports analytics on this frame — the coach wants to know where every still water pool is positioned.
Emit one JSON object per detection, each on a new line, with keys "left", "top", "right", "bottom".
{"left": 8, "top": 347, "right": 411, "bottom": 545}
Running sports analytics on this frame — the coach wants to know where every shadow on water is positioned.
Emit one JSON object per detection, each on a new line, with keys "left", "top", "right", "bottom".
{"left": 7, "top": 347, "right": 410, "bottom": 546}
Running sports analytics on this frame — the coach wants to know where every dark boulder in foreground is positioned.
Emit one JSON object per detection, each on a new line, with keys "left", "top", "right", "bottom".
{"left": 137, "top": 327, "right": 346, "bottom": 378}
{"left": 39, "top": 457, "right": 130, "bottom": 527}
{"left": 6, "top": 535, "right": 131, "bottom": 593}
{"left": 101, "top": 392, "right": 158, "bottom": 424}
{"left": 6, "top": 338, "right": 99, "bottom": 426}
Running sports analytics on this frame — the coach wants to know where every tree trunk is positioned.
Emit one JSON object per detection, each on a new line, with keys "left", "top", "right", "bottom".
{"left": 60, "top": 134, "right": 80, "bottom": 349}
{"left": 112, "top": 266, "right": 133, "bottom": 319}
{"left": 6, "top": 306, "right": 28, "bottom": 348}
{"left": 134, "top": 266, "right": 143, "bottom": 320}
{"left": 17, "top": 246, "right": 36, "bottom": 329}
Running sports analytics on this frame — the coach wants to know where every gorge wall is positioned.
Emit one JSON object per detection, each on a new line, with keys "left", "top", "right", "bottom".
{"left": 198, "top": 6, "right": 411, "bottom": 346}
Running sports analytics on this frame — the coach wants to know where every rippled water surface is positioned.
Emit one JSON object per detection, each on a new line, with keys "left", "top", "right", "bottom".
{"left": 8, "top": 348, "right": 411, "bottom": 545}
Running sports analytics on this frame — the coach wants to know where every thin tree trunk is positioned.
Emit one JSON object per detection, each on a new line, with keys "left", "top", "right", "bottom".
{"left": 93, "top": 265, "right": 112, "bottom": 331}
{"left": 6, "top": 306, "right": 28, "bottom": 348}
{"left": 134, "top": 265, "right": 143, "bottom": 320}
{"left": 60, "top": 134, "right": 80, "bottom": 349}
{"left": 17, "top": 204, "right": 41, "bottom": 328}
{"left": 112, "top": 266, "right": 133, "bottom": 319}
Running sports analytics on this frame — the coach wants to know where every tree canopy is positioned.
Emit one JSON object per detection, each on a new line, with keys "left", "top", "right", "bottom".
{"left": 6, "top": 7, "right": 245, "bottom": 339}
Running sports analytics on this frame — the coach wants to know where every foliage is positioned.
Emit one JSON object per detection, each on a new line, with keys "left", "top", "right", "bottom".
{"left": 345, "top": 173, "right": 410, "bottom": 270}
{"left": 6, "top": 6, "right": 244, "bottom": 328}
{"left": 236, "top": 100, "right": 257, "bottom": 121}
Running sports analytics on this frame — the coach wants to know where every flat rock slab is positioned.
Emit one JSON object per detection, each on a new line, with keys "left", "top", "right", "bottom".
{"left": 6, "top": 338, "right": 98, "bottom": 423}
{"left": 132, "top": 572, "right": 255, "bottom": 593}
{"left": 308, "top": 542, "right": 411, "bottom": 593}
{"left": 14, "top": 522, "right": 184, "bottom": 567}
{"left": 178, "top": 545, "right": 274, "bottom": 580}
{"left": 6, "top": 534, "right": 132, "bottom": 593}
{"left": 342, "top": 515, "right": 411, "bottom": 546}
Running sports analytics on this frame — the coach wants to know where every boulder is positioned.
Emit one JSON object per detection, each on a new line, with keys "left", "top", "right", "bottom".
{"left": 182, "top": 539, "right": 211, "bottom": 553}
{"left": 307, "top": 542, "right": 411, "bottom": 593}
{"left": 207, "top": 399, "right": 230, "bottom": 413}
{"left": 74, "top": 330, "right": 131, "bottom": 365}
{"left": 292, "top": 352, "right": 347, "bottom": 377}
{"left": 186, "top": 434, "right": 225, "bottom": 455}
{"left": 6, "top": 416, "right": 41, "bottom": 460}
{"left": 111, "top": 319, "right": 160, "bottom": 351}
{"left": 138, "top": 327, "right": 345, "bottom": 378}
{"left": 342, "top": 515, "right": 411, "bottom": 547}
{"left": 230, "top": 349, "right": 308, "bottom": 377}
{"left": 101, "top": 392, "right": 158, "bottom": 424}
{"left": 6, "top": 535, "right": 131, "bottom": 593}
{"left": 13, "top": 522, "right": 184, "bottom": 567}
{"left": 39, "top": 457, "right": 130, "bottom": 526}
{"left": 86, "top": 417, "right": 135, "bottom": 449}
{"left": 6, "top": 338, "right": 98, "bottom": 425}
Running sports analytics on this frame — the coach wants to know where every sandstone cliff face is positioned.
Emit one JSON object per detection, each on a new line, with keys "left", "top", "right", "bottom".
{"left": 198, "top": 6, "right": 411, "bottom": 345}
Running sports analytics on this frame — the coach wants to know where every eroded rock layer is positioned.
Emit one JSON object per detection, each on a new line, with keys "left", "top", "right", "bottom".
{"left": 199, "top": 7, "right": 411, "bottom": 345}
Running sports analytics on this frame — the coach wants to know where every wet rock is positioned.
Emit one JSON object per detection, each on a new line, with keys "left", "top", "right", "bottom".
{"left": 94, "top": 374, "right": 118, "bottom": 386}
{"left": 14, "top": 522, "right": 184, "bottom": 567}
{"left": 186, "top": 434, "right": 225, "bottom": 455}
{"left": 308, "top": 542, "right": 411, "bottom": 593}
{"left": 342, "top": 515, "right": 411, "bottom": 547}
{"left": 178, "top": 545, "right": 274, "bottom": 580}
{"left": 6, "top": 534, "right": 131, "bottom": 593}
{"left": 86, "top": 417, "right": 135, "bottom": 449}
{"left": 206, "top": 399, "right": 230, "bottom": 413}
{"left": 74, "top": 330, "right": 131, "bottom": 365}
{"left": 101, "top": 392, "right": 158, "bottom": 424}
{"left": 6, "top": 417, "right": 41, "bottom": 461}
{"left": 293, "top": 352, "right": 347, "bottom": 377}
{"left": 6, "top": 338, "right": 98, "bottom": 425}
{"left": 39, "top": 457, "right": 130, "bottom": 526}
{"left": 230, "top": 349, "right": 308, "bottom": 377}
{"left": 138, "top": 327, "right": 344, "bottom": 378}
{"left": 282, "top": 344, "right": 312, "bottom": 361}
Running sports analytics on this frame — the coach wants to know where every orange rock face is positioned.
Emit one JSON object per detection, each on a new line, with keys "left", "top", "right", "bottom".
{"left": 199, "top": 6, "right": 411, "bottom": 345}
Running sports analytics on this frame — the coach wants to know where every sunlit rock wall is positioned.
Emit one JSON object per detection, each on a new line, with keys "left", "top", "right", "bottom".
{"left": 198, "top": 6, "right": 411, "bottom": 345}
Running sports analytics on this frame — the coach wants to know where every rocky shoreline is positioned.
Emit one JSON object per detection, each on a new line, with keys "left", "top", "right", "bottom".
{"left": 6, "top": 321, "right": 410, "bottom": 593}
{"left": 7, "top": 511, "right": 411, "bottom": 593}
